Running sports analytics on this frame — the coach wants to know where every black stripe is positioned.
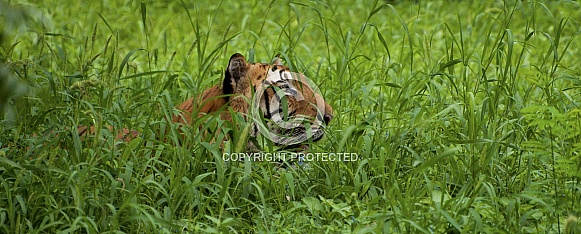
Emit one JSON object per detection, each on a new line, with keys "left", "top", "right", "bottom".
{"left": 263, "top": 88, "right": 271, "bottom": 119}
{"left": 270, "top": 108, "right": 281, "bottom": 115}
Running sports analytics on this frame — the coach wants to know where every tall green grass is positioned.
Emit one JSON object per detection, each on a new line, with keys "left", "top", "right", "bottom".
{"left": 1, "top": 0, "right": 581, "bottom": 232}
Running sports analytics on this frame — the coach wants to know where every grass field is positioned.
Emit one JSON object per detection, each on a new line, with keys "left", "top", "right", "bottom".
{"left": 1, "top": 0, "right": 581, "bottom": 233}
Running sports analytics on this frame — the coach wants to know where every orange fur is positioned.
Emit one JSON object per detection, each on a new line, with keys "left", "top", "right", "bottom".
{"left": 171, "top": 85, "right": 228, "bottom": 125}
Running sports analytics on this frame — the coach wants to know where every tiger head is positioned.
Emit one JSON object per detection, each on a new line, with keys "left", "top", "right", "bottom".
{"left": 222, "top": 53, "right": 333, "bottom": 147}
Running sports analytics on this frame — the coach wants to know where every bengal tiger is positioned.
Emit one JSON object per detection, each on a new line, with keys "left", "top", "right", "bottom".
{"left": 71, "top": 53, "right": 333, "bottom": 150}
{"left": 172, "top": 53, "right": 333, "bottom": 150}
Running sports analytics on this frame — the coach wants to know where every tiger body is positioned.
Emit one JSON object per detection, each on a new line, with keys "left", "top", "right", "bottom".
{"left": 75, "top": 53, "right": 332, "bottom": 150}
{"left": 171, "top": 85, "right": 227, "bottom": 125}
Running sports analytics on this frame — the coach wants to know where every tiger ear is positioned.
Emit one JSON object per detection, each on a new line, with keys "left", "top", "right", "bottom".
{"left": 271, "top": 54, "right": 283, "bottom": 65}
{"left": 223, "top": 53, "right": 248, "bottom": 95}
{"left": 227, "top": 53, "right": 248, "bottom": 79}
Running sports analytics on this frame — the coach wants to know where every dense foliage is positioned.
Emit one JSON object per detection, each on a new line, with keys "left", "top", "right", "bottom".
{"left": 1, "top": 0, "right": 581, "bottom": 232}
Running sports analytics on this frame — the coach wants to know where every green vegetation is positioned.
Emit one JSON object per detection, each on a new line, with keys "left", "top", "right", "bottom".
{"left": 2, "top": 0, "right": 581, "bottom": 232}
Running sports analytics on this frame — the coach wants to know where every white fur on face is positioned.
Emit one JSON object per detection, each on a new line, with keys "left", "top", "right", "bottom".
{"left": 252, "top": 69, "right": 327, "bottom": 146}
